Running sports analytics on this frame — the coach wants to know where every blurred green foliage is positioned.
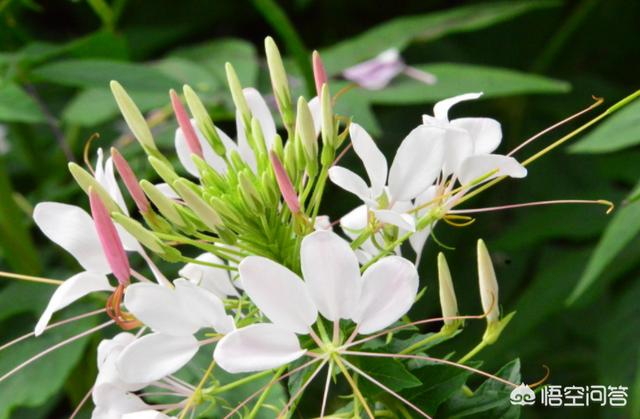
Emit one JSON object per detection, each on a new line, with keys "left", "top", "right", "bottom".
{"left": 0, "top": 0, "right": 638, "bottom": 417}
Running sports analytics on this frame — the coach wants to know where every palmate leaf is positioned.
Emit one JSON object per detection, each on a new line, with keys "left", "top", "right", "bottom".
{"left": 319, "top": 1, "right": 558, "bottom": 74}
{"left": 437, "top": 359, "right": 522, "bottom": 418}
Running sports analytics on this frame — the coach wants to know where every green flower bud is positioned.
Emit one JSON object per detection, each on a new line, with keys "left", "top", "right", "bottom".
{"left": 209, "top": 196, "right": 242, "bottom": 226}
{"left": 111, "top": 213, "right": 165, "bottom": 254}
{"left": 320, "top": 84, "right": 335, "bottom": 148}
{"left": 183, "top": 85, "right": 226, "bottom": 157}
{"left": 225, "top": 63, "right": 251, "bottom": 124}
{"left": 68, "top": 163, "right": 121, "bottom": 214}
{"left": 477, "top": 239, "right": 500, "bottom": 324}
{"left": 140, "top": 180, "right": 187, "bottom": 228}
{"left": 264, "top": 37, "right": 293, "bottom": 128}
{"left": 110, "top": 81, "right": 158, "bottom": 155}
{"left": 437, "top": 253, "right": 460, "bottom": 328}
{"left": 173, "top": 180, "right": 222, "bottom": 231}
{"left": 238, "top": 170, "right": 263, "bottom": 212}
{"left": 295, "top": 96, "right": 318, "bottom": 176}
{"left": 148, "top": 156, "right": 180, "bottom": 186}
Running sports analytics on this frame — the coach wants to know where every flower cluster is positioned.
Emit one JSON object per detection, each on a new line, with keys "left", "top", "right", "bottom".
{"left": 0, "top": 37, "right": 611, "bottom": 418}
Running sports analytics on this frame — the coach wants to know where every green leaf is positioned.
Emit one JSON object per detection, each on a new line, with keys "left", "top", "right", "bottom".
{"left": 32, "top": 59, "right": 179, "bottom": 91}
{"left": 567, "top": 181, "right": 640, "bottom": 305}
{"left": 403, "top": 361, "right": 477, "bottom": 414}
{"left": 0, "top": 83, "right": 45, "bottom": 123}
{"left": 0, "top": 285, "right": 99, "bottom": 419}
{"left": 365, "top": 63, "right": 570, "bottom": 105}
{"left": 153, "top": 57, "right": 220, "bottom": 94}
{"left": 320, "top": 1, "right": 558, "bottom": 74}
{"left": 438, "top": 359, "right": 521, "bottom": 418}
{"left": 570, "top": 99, "right": 640, "bottom": 153}
{"left": 62, "top": 88, "right": 166, "bottom": 126}
{"left": 358, "top": 356, "right": 421, "bottom": 397}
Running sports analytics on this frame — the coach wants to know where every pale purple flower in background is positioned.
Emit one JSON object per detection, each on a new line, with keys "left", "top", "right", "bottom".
{"left": 343, "top": 49, "right": 437, "bottom": 90}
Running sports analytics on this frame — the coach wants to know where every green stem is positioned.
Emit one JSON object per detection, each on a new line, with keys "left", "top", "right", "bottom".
{"left": 206, "top": 369, "right": 274, "bottom": 395}
{"left": 247, "top": 366, "right": 286, "bottom": 418}
{"left": 457, "top": 341, "right": 488, "bottom": 364}
{"left": 399, "top": 330, "right": 449, "bottom": 355}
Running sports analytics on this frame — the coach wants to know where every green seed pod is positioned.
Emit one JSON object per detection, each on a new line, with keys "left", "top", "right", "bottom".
{"left": 110, "top": 81, "right": 158, "bottom": 155}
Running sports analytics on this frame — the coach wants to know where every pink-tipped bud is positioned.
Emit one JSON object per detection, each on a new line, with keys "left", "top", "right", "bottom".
{"left": 270, "top": 151, "right": 300, "bottom": 214}
{"left": 312, "top": 50, "right": 328, "bottom": 97}
{"left": 170, "top": 89, "right": 203, "bottom": 158}
{"left": 89, "top": 189, "right": 130, "bottom": 285}
{"left": 110, "top": 148, "right": 150, "bottom": 213}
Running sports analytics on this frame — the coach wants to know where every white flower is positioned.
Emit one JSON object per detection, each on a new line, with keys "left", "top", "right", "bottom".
{"left": 329, "top": 122, "right": 445, "bottom": 231}
{"left": 213, "top": 231, "right": 419, "bottom": 373}
{"left": 422, "top": 92, "right": 527, "bottom": 184}
{"left": 117, "top": 279, "right": 234, "bottom": 383}
{"left": 91, "top": 383, "right": 150, "bottom": 419}
{"left": 178, "top": 252, "right": 239, "bottom": 298}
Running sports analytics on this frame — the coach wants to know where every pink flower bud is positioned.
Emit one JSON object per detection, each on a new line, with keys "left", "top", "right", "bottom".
{"left": 89, "top": 189, "right": 130, "bottom": 285}
{"left": 170, "top": 89, "right": 203, "bottom": 158}
{"left": 270, "top": 151, "right": 300, "bottom": 214}
{"left": 110, "top": 148, "right": 149, "bottom": 213}
{"left": 312, "top": 50, "right": 328, "bottom": 97}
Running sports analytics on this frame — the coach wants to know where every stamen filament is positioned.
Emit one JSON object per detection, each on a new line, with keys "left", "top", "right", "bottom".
{"left": 0, "top": 320, "right": 114, "bottom": 383}
{"left": 333, "top": 355, "right": 375, "bottom": 419}
{"left": 0, "top": 271, "right": 63, "bottom": 285}
{"left": 450, "top": 199, "right": 614, "bottom": 215}
{"left": 320, "top": 361, "right": 333, "bottom": 418}
{"left": 278, "top": 360, "right": 327, "bottom": 417}
{"left": 507, "top": 96, "right": 604, "bottom": 157}
{"left": 340, "top": 358, "right": 432, "bottom": 419}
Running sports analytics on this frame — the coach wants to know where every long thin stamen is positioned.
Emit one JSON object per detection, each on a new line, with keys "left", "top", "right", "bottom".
{"left": 0, "top": 320, "right": 114, "bottom": 383}
{"left": 69, "top": 385, "right": 93, "bottom": 419}
{"left": 223, "top": 358, "right": 323, "bottom": 419}
{"left": 343, "top": 351, "right": 518, "bottom": 389}
{"left": 341, "top": 357, "right": 432, "bottom": 419}
{"left": 320, "top": 361, "right": 333, "bottom": 418}
{"left": 450, "top": 199, "right": 614, "bottom": 215}
{"left": 278, "top": 360, "right": 327, "bottom": 417}
{"left": 333, "top": 356, "right": 374, "bottom": 419}
{"left": 0, "top": 308, "right": 106, "bottom": 353}
{"left": 0, "top": 271, "right": 63, "bottom": 285}
{"left": 507, "top": 96, "right": 604, "bottom": 157}
{"left": 342, "top": 313, "right": 486, "bottom": 350}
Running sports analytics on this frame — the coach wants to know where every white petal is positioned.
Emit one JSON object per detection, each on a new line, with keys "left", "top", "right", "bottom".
{"left": 244, "top": 88, "right": 277, "bottom": 149}
{"left": 175, "top": 120, "right": 227, "bottom": 178}
{"left": 174, "top": 279, "right": 234, "bottom": 334}
{"left": 116, "top": 333, "right": 198, "bottom": 383}
{"left": 340, "top": 204, "right": 368, "bottom": 237}
{"left": 92, "top": 383, "right": 149, "bottom": 412}
{"left": 239, "top": 256, "right": 317, "bottom": 334}
{"left": 373, "top": 209, "right": 415, "bottom": 231}
{"left": 433, "top": 92, "right": 483, "bottom": 121}
{"left": 314, "top": 215, "right": 332, "bottom": 231}
{"left": 328, "top": 166, "right": 371, "bottom": 202}
{"left": 350, "top": 123, "right": 387, "bottom": 197}
{"left": 35, "top": 271, "right": 113, "bottom": 336}
{"left": 301, "top": 231, "right": 360, "bottom": 321}
{"left": 96, "top": 154, "right": 129, "bottom": 216}
{"left": 179, "top": 253, "right": 238, "bottom": 298}
{"left": 441, "top": 127, "right": 473, "bottom": 176}
{"left": 353, "top": 256, "right": 419, "bottom": 334}
{"left": 154, "top": 183, "right": 180, "bottom": 200}
{"left": 343, "top": 50, "right": 405, "bottom": 90}
{"left": 450, "top": 117, "right": 502, "bottom": 154}
{"left": 95, "top": 333, "right": 147, "bottom": 392}
{"left": 97, "top": 332, "right": 137, "bottom": 369}
{"left": 308, "top": 96, "right": 322, "bottom": 137}
{"left": 122, "top": 411, "right": 173, "bottom": 419}
{"left": 388, "top": 126, "right": 445, "bottom": 201}
{"left": 33, "top": 202, "right": 110, "bottom": 274}
{"left": 123, "top": 283, "right": 200, "bottom": 336}
{"left": 458, "top": 154, "right": 527, "bottom": 185}
{"left": 214, "top": 324, "right": 305, "bottom": 373}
